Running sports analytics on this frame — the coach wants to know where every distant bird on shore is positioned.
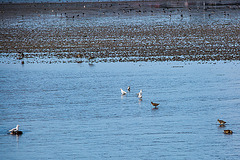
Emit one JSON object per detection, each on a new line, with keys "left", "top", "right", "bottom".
{"left": 17, "top": 52, "right": 24, "bottom": 60}
{"left": 120, "top": 88, "right": 127, "bottom": 95}
{"left": 224, "top": 130, "right": 233, "bottom": 134}
{"left": 9, "top": 125, "right": 23, "bottom": 135}
{"left": 217, "top": 119, "right": 226, "bottom": 125}
{"left": 151, "top": 102, "right": 159, "bottom": 109}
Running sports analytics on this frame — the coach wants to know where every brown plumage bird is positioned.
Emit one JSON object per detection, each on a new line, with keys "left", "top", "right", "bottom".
{"left": 151, "top": 102, "right": 159, "bottom": 109}
{"left": 224, "top": 130, "right": 233, "bottom": 134}
{"left": 217, "top": 119, "right": 226, "bottom": 125}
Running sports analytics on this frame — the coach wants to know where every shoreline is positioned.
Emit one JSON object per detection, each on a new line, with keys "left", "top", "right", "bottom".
{"left": 1, "top": 0, "right": 240, "bottom": 5}
{"left": 1, "top": 53, "right": 239, "bottom": 64}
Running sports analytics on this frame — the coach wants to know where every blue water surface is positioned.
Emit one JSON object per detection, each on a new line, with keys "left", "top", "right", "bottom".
{"left": 0, "top": 61, "right": 240, "bottom": 159}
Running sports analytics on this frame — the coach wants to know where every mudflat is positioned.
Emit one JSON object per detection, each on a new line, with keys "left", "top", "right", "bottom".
{"left": 0, "top": 0, "right": 240, "bottom": 63}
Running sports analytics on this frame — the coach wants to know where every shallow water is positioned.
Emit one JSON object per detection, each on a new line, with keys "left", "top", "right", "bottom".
{"left": 0, "top": 61, "right": 240, "bottom": 159}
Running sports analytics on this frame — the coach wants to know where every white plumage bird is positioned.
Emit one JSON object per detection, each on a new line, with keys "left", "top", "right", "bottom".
{"left": 9, "top": 125, "right": 23, "bottom": 135}
{"left": 9, "top": 125, "right": 20, "bottom": 132}
{"left": 138, "top": 93, "right": 142, "bottom": 99}
{"left": 120, "top": 88, "right": 127, "bottom": 95}
{"left": 137, "top": 89, "right": 142, "bottom": 98}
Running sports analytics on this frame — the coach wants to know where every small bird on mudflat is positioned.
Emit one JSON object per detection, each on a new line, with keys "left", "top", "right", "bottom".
{"left": 120, "top": 88, "right": 127, "bottom": 95}
{"left": 224, "top": 130, "right": 233, "bottom": 134}
{"left": 151, "top": 102, "right": 159, "bottom": 109}
{"left": 17, "top": 52, "right": 24, "bottom": 60}
{"left": 217, "top": 119, "right": 226, "bottom": 125}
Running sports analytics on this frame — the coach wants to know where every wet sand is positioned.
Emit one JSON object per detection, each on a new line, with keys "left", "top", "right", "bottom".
{"left": 0, "top": 0, "right": 240, "bottom": 63}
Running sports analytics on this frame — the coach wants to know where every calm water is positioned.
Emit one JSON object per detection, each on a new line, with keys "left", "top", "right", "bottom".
{"left": 0, "top": 61, "right": 240, "bottom": 159}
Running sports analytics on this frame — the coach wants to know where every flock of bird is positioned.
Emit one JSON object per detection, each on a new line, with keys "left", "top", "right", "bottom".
{"left": 121, "top": 86, "right": 159, "bottom": 110}
{"left": 217, "top": 119, "right": 233, "bottom": 134}
{"left": 120, "top": 87, "right": 234, "bottom": 135}
{"left": 7, "top": 119, "right": 234, "bottom": 136}
{"left": 7, "top": 91, "right": 233, "bottom": 136}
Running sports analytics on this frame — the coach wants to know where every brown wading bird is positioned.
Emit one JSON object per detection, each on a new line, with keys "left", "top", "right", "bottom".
{"left": 224, "top": 130, "right": 233, "bottom": 134}
{"left": 217, "top": 119, "right": 226, "bottom": 125}
{"left": 151, "top": 102, "right": 159, "bottom": 109}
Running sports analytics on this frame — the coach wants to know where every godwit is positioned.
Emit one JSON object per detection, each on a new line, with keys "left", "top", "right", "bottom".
{"left": 151, "top": 102, "right": 159, "bottom": 109}
{"left": 217, "top": 119, "right": 226, "bottom": 125}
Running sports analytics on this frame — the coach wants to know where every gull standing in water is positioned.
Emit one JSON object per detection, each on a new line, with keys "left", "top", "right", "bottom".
{"left": 137, "top": 89, "right": 142, "bottom": 98}
{"left": 9, "top": 125, "right": 19, "bottom": 132}
{"left": 9, "top": 125, "right": 23, "bottom": 135}
{"left": 138, "top": 94, "right": 142, "bottom": 99}
{"left": 120, "top": 88, "right": 127, "bottom": 95}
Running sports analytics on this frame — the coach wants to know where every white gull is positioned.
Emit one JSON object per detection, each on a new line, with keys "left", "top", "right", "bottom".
{"left": 9, "top": 125, "right": 19, "bottom": 132}
{"left": 137, "top": 89, "right": 142, "bottom": 98}
{"left": 120, "top": 88, "right": 127, "bottom": 95}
